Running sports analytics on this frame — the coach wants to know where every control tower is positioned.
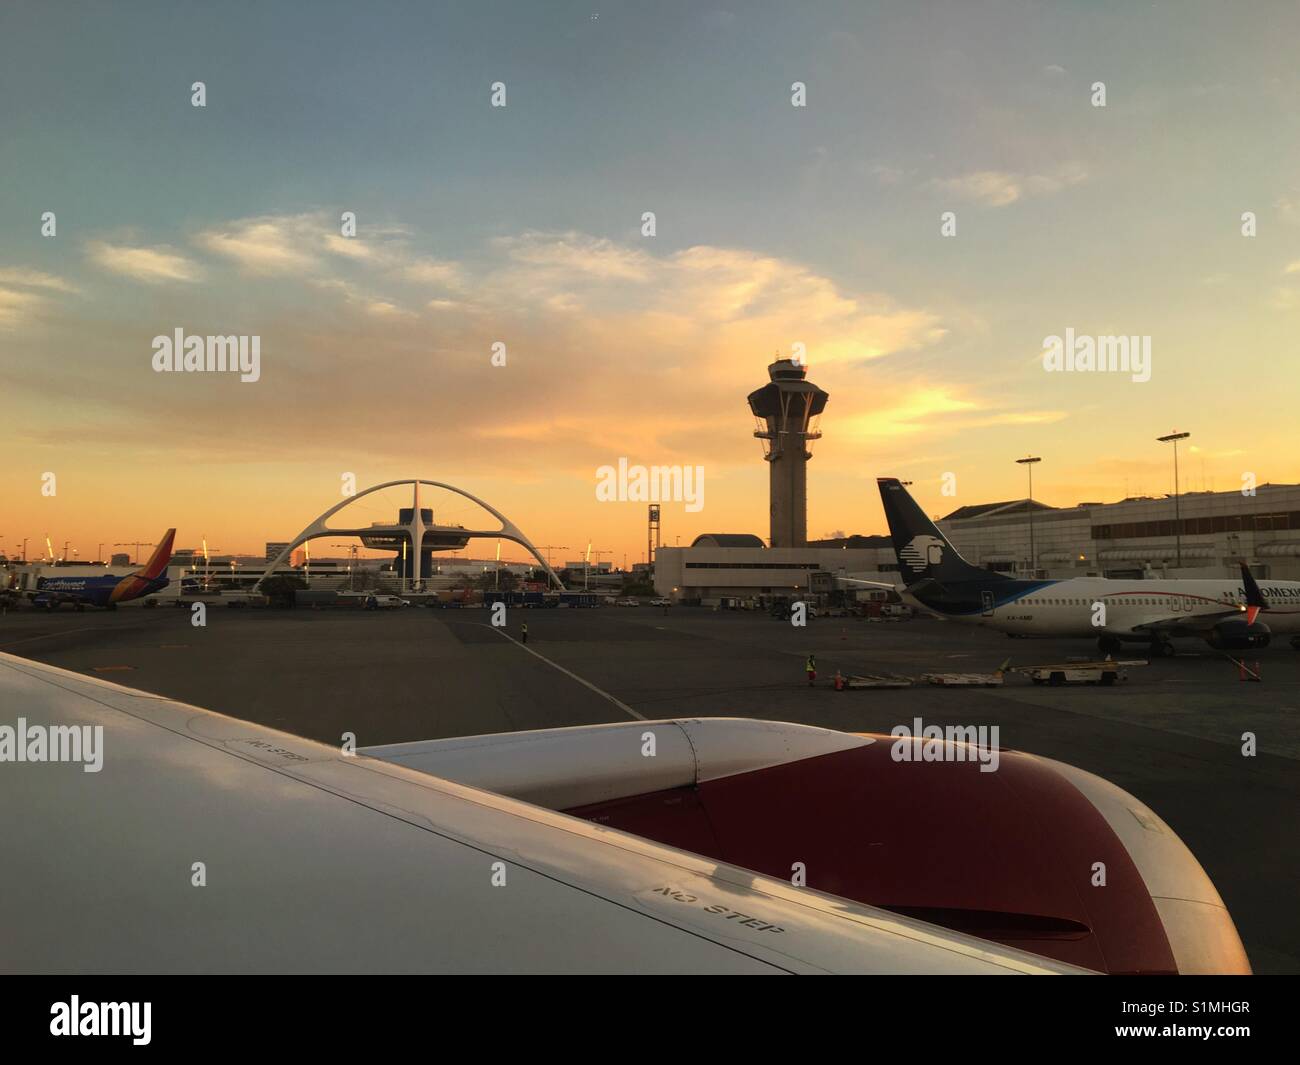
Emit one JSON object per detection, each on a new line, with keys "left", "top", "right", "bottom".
{"left": 747, "top": 357, "right": 829, "bottom": 548}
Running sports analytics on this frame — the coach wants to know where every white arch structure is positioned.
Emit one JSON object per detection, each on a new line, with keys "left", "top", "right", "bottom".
{"left": 252, "top": 479, "right": 563, "bottom": 593}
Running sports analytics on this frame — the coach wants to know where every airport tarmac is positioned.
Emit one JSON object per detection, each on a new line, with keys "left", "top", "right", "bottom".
{"left": 3, "top": 604, "right": 1297, "bottom": 973}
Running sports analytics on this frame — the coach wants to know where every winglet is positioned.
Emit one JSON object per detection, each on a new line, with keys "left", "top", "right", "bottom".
{"left": 1239, "top": 560, "right": 1266, "bottom": 625}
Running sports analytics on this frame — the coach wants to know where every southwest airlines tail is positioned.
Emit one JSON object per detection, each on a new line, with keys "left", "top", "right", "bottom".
{"left": 876, "top": 478, "right": 1007, "bottom": 587}
{"left": 139, "top": 529, "right": 176, "bottom": 579}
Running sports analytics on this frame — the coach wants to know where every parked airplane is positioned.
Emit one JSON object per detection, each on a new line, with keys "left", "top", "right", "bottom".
{"left": 877, "top": 478, "right": 1300, "bottom": 656}
{"left": 30, "top": 529, "right": 175, "bottom": 610}
{"left": 0, "top": 652, "right": 1250, "bottom": 973}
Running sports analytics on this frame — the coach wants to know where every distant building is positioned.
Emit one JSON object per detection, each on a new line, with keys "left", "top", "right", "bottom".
{"left": 690, "top": 534, "right": 766, "bottom": 548}
{"left": 110, "top": 553, "right": 131, "bottom": 566}
{"left": 562, "top": 560, "right": 612, "bottom": 573}
{"left": 937, "top": 483, "right": 1300, "bottom": 581}
{"left": 654, "top": 544, "right": 895, "bottom": 605}
{"left": 265, "top": 542, "right": 289, "bottom": 562}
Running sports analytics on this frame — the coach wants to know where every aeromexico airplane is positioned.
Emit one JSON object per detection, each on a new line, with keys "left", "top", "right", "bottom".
{"left": 30, "top": 529, "right": 175, "bottom": 610}
{"left": 877, "top": 479, "right": 1300, "bottom": 656}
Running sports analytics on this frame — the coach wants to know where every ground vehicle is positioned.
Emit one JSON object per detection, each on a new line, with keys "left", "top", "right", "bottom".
{"left": 1010, "top": 659, "right": 1145, "bottom": 686}
{"left": 484, "top": 590, "right": 548, "bottom": 608}
{"left": 771, "top": 602, "right": 818, "bottom": 620}
{"left": 364, "top": 594, "right": 410, "bottom": 610}
{"left": 616, "top": 597, "right": 640, "bottom": 607}
{"left": 649, "top": 597, "right": 672, "bottom": 607}
{"left": 558, "top": 592, "right": 600, "bottom": 608}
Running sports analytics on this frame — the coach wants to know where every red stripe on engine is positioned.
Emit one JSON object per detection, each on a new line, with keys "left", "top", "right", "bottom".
{"left": 567, "top": 742, "right": 1177, "bottom": 974}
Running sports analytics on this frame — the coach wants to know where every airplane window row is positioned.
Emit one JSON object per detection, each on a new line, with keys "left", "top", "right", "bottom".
{"left": 1021, "top": 597, "right": 1231, "bottom": 607}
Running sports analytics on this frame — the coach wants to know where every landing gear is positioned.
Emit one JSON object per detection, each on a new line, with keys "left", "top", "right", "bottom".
{"left": 1097, "top": 635, "right": 1124, "bottom": 655}
{"left": 1148, "top": 638, "right": 1176, "bottom": 659}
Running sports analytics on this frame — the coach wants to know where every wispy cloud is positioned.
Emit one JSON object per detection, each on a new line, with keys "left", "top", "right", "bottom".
{"left": 18, "top": 221, "right": 954, "bottom": 477}
{"left": 193, "top": 215, "right": 319, "bottom": 275}
{"left": 0, "top": 268, "right": 79, "bottom": 293}
{"left": 497, "top": 231, "right": 653, "bottom": 282}
{"left": 401, "top": 258, "right": 464, "bottom": 289}
{"left": 86, "top": 241, "right": 202, "bottom": 283}
{"left": 0, "top": 287, "right": 42, "bottom": 327}
{"left": 929, "top": 164, "right": 1087, "bottom": 207}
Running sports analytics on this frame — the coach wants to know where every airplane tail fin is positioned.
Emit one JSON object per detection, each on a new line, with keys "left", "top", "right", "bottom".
{"left": 1239, "top": 560, "right": 1267, "bottom": 625}
{"left": 139, "top": 529, "right": 176, "bottom": 579}
{"left": 876, "top": 478, "right": 1003, "bottom": 587}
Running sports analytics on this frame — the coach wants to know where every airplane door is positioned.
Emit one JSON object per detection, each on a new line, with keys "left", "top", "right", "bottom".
{"left": 981, "top": 590, "right": 995, "bottom": 617}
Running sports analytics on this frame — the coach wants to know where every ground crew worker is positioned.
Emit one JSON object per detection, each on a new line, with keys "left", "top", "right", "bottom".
{"left": 522, "top": 622, "right": 529, "bottom": 645}
{"left": 806, "top": 653, "right": 816, "bottom": 687}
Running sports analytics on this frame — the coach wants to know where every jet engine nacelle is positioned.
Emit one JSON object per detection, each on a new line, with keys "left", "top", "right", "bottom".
{"left": 1207, "top": 618, "right": 1271, "bottom": 650}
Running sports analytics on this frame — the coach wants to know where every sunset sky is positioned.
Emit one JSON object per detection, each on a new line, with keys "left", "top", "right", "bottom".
{"left": 4, "top": 1, "right": 1300, "bottom": 565}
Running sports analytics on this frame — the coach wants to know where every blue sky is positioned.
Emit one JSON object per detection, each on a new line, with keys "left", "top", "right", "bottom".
{"left": 3, "top": 1, "right": 1300, "bottom": 556}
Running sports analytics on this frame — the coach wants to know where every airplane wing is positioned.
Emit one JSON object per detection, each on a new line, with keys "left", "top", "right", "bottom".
{"left": 1134, "top": 562, "right": 1265, "bottom": 637}
{"left": 0, "top": 652, "right": 1083, "bottom": 974}
{"left": 834, "top": 576, "right": 902, "bottom": 590}
{"left": 1131, "top": 609, "right": 1243, "bottom": 637}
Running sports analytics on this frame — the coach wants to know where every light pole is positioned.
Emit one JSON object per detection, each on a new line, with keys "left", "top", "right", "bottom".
{"left": 1016, "top": 456, "right": 1042, "bottom": 576}
{"left": 1157, "top": 432, "right": 1190, "bottom": 568}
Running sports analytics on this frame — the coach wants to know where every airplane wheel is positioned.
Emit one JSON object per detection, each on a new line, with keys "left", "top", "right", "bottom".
{"left": 1049, "top": 671, "right": 1066, "bottom": 686}
{"left": 1100, "top": 672, "right": 1117, "bottom": 686}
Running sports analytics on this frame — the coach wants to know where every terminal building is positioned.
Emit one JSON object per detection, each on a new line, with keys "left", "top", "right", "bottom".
{"left": 655, "top": 484, "right": 1300, "bottom": 606}
{"left": 653, "top": 355, "right": 1300, "bottom": 605}
{"left": 937, "top": 485, "right": 1300, "bottom": 583}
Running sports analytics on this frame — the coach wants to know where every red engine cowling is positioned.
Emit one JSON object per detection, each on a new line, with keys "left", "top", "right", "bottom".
{"left": 566, "top": 736, "right": 1250, "bottom": 975}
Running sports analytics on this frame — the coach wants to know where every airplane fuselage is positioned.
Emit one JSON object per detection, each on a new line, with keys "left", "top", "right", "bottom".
{"left": 903, "top": 575, "right": 1300, "bottom": 643}
{"left": 32, "top": 574, "right": 169, "bottom": 609}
